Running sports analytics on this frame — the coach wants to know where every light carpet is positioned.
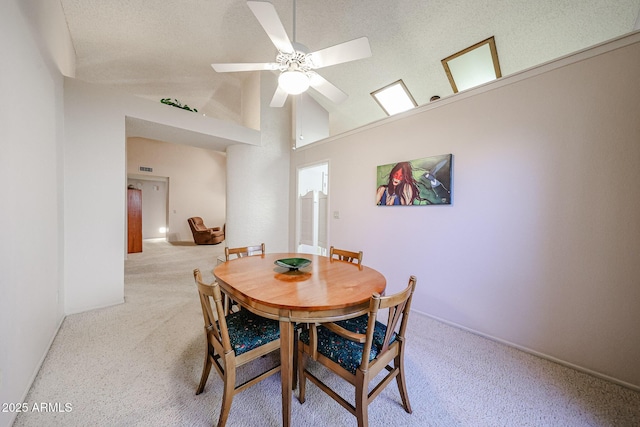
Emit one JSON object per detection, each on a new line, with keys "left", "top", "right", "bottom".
{"left": 14, "top": 239, "right": 640, "bottom": 426}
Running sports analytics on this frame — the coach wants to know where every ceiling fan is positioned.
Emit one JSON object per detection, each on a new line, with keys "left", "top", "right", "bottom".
{"left": 211, "top": 1, "right": 372, "bottom": 107}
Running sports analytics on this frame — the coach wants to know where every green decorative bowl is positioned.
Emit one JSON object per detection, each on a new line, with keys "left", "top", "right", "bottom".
{"left": 275, "top": 258, "right": 311, "bottom": 271}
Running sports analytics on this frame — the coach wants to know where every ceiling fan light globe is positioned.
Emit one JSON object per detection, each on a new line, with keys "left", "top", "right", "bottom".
{"left": 278, "top": 71, "right": 310, "bottom": 95}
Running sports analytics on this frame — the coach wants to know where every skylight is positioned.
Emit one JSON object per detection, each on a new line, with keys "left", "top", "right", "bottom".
{"left": 441, "top": 36, "right": 502, "bottom": 93}
{"left": 371, "top": 80, "right": 417, "bottom": 116}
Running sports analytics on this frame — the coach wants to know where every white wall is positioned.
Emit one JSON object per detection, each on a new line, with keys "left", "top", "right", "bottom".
{"left": 291, "top": 33, "right": 640, "bottom": 389}
{"left": 0, "top": 1, "right": 67, "bottom": 426}
{"left": 127, "top": 137, "right": 227, "bottom": 242}
{"left": 63, "top": 79, "right": 128, "bottom": 314}
{"left": 63, "top": 76, "right": 259, "bottom": 314}
{"left": 226, "top": 73, "right": 291, "bottom": 251}
{"left": 294, "top": 92, "right": 330, "bottom": 148}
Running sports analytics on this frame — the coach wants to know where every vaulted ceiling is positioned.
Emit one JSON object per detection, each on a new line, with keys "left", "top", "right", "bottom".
{"left": 60, "top": 0, "right": 640, "bottom": 136}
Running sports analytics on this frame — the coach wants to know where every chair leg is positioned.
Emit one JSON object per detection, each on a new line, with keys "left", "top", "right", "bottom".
{"left": 223, "top": 294, "right": 230, "bottom": 316}
{"left": 196, "top": 348, "right": 213, "bottom": 395}
{"left": 355, "top": 369, "right": 369, "bottom": 427}
{"left": 217, "top": 365, "right": 236, "bottom": 427}
{"left": 394, "top": 354, "right": 412, "bottom": 414}
{"left": 292, "top": 329, "right": 298, "bottom": 390}
{"left": 297, "top": 346, "right": 307, "bottom": 403}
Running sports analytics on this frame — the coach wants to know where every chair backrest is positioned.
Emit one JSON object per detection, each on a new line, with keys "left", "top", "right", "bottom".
{"left": 320, "top": 275, "right": 416, "bottom": 371}
{"left": 329, "top": 246, "right": 363, "bottom": 266}
{"left": 188, "top": 217, "right": 208, "bottom": 232}
{"left": 225, "top": 243, "right": 265, "bottom": 261}
{"left": 370, "top": 275, "right": 416, "bottom": 355}
{"left": 193, "top": 269, "right": 233, "bottom": 356}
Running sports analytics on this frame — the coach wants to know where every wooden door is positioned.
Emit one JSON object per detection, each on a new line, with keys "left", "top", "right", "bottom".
{"left": 127, "top": 189, "right": 142, "bottom": 253}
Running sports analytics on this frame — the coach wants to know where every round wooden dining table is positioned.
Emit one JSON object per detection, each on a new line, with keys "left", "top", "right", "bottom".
{"left": 213, "top": 252, "right": 386, "bottom": 427}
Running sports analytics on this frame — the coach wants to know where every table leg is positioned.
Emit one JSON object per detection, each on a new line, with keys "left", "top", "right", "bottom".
{"left": 280, "top": 320, "right": 293, "bottom": 427}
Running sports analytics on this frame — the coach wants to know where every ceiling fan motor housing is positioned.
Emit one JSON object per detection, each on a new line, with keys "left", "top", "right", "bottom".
{"left": 277, "top": 45, "right": 313, "bottom": 73}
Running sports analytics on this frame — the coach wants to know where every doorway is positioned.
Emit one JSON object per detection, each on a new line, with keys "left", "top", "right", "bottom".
{"left": 127, "top": 176, "right": 169, "bottom": 240}
{"left": 296, "top": 162, "right": 329, "bottom": 255}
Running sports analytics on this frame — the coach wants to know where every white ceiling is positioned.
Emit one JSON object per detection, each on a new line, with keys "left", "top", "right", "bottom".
{"left": 60, "top": 0, "right": 640, "bottom": 136}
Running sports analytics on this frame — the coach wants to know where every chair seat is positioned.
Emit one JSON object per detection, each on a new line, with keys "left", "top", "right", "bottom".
{"left": 335, "top": 315, "right": 397, "bottom": 350}
{"left": 300, "top": 318, "right": 396, "bottom": 374}
{"left": 225, "top": 309, "right": 280, "bottom": 356}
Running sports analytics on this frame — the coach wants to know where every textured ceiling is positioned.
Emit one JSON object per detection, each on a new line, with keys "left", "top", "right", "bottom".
{"left": 60, "top": 0, "right": 640, "bottom": 136}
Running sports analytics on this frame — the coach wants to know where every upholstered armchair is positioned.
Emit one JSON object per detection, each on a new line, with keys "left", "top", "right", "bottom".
{"left": 187, "top": 217, "right": 225, "bottom": 245}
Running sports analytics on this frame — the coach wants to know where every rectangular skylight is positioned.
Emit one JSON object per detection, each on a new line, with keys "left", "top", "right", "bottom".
{"left": 371, "top": 80, "right": 417, "bottom": 116}
{"left": 442, "top": 36, "right": 502, "bottom": 93}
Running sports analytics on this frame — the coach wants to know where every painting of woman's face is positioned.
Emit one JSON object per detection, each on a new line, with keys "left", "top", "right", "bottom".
{"left": 376, "top": 154, "right": 453, "bottom": 206}
{"left": 392, "top": 168, "right": 404, "bottom": 185}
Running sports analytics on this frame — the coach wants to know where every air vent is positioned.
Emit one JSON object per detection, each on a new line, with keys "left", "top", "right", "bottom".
{"left": 139, "top": 166, "right": 153, "bottom": 172}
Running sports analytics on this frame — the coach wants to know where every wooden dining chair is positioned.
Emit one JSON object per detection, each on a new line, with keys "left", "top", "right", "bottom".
{"left": 193, "top": 269, "right": 281, "bottom": 427}
{"left": 297, "top": 276, "right": 417, "bottom": 427}
{"left": 328, "top": 246, "right": 367, "bottom": 321}
{"left": 222, "top": 243, "right": 266, "bottom": 313}
{"left": 225, "top": 243, "right": 265, "bottom": 261}
{"left": 329, "top": 246, "right": 363, "bottom": 265}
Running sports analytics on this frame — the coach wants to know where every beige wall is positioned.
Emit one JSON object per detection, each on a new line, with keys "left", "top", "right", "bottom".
{"left": 127, "top": 137, "right": 226, "bottom": 242}
{"left": 291, "top": 33, "right": 640, "bottom": 389}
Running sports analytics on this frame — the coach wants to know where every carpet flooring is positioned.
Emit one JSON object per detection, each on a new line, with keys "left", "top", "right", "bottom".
{"left": 13, "top": 239, "right": 640, "bottom": 426}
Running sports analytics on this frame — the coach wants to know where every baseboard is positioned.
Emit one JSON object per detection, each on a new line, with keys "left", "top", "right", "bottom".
{"left": 64, "top": 298, "right": 125, "bottom": 316}
{"left": 411, "top": 309, "right": 640, "bottom": 393}
{"left": 11, "top": 314, "right": 66, "bottom": 427}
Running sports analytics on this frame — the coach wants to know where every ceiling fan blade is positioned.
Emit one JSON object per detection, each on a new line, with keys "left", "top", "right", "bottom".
{"left": 247, "top": 1, "right": 294, "bottom": 54}
{"left": 211, "top": 63, "right": 278, "bottom": 73}
{"left": 270, "top": 85, "right": 288, "bottom": 107}
{"left": 308, "top": 72, "right": 348, "bottom": 104}
{"left": 307, "top": 37, "right": 372, "bottom": 69}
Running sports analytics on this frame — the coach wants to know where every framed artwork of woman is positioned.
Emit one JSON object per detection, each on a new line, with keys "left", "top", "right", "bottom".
{"left": 376, "top": 154, "right": 452, "bottom": 206}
